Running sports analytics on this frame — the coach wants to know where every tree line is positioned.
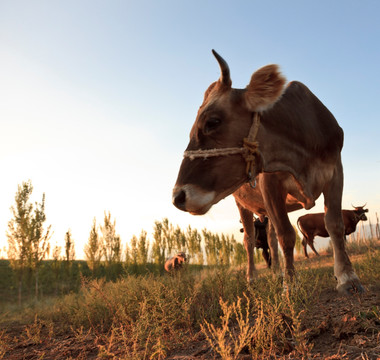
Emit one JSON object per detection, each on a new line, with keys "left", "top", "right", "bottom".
{"left": 5, "top": 180, "right": 261, "bottom": 304}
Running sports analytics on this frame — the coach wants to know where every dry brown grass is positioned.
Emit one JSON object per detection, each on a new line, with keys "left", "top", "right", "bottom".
{"left": 1, "top": 241, "right": 379, "bottom": 360}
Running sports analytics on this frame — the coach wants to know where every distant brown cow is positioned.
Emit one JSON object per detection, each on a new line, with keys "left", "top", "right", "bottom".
{"left": 164, "top": 252, "right": 187, "bottom": 272}
{"left": 297, "top": 205, "right": 368, "bottom": 258}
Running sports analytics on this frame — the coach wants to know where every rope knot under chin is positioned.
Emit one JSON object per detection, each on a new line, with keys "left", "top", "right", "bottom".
{"left": 243, "top": 138, "right": 259, "bottom": 179}
{"left": 243, "top": 138, "right": 259, "bottom": 153}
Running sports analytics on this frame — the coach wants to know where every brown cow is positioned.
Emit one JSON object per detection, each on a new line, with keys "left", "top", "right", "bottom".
{"left": 164, "top": 252, "right": 187, "bottom": 272}
{"left": 172, "top": 50, "right": 364, "bottom": 294}
{"left": 297, "top": 205, "right": 368, "bottom": 258}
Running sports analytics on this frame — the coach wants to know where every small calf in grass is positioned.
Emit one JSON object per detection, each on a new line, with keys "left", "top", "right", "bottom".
{"left": 164, "top": 252, "right": 187, "bottom": 272}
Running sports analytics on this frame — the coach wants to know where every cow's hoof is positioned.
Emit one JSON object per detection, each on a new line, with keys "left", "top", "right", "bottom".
{"left": 247, "top": 277, "right": 255, "bottom": 285}
{"left": 337, "top": 279, "right": 365, "bottom": 296}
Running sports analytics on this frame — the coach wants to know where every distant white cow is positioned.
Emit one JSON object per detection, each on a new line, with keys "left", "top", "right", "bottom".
{"left": 164, "top": 252, "right": 187, "bottom": 272}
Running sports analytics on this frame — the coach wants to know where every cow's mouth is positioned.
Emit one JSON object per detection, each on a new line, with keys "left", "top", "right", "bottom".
{"left": 173, "top": 180, "right": 246, "bottom": 215}
{"left": 189, "top": 206, "right": 212, "bottom": 216}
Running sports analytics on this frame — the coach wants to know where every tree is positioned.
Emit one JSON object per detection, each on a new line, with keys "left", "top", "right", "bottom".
{"left": 100, "top": 211, "right": 121, "bottom": 265}
{"left": 7, "top": 180, "right": 51, "bottom": 303}
{"left": 220, "top": 234, "right": 233, "bottom": 266}
{"left": 151, "top": 218, "right": 177, "bottom": 265}
{"left": 137, "top": 230, "right": 149, "bottom": 265}
{"left": 64, "top": 229, "right": 75, "bottom": 263}
{"left": 130, "top": 235, "right": 138, "bottom": 265}
{"left": 173, "top": 226, "right": 186, "bottom": 253}
{"left": 29, "top": 192, "right": 51, "bottom": 299}
{"left": 7, "top": 181, "right": 33, "bottom": 305}
{"left": 161, "top": 218, "right": 174, "bottom": 255}
{"left": 231, "top": 239, "right": 246, "bottom": 266}
{"left": 51, "top": 242, "right": 62, "bottom": 295}
{"left": 84, "top": 218, "right": 103, "bottom": 276}
{"left": 203, "top": 229, "right": 221, "bottom": 265}
{"left": 124, "top": 242, "right": 131, "bottom": 264}
{"left": 63, "top": 229, "right": 75, "bottom": 290}
{"left": 151, "top": 220, "right": 165, "bottom": 265}
{"left": 186, "top": 226, "right": 203, "bottom": 265}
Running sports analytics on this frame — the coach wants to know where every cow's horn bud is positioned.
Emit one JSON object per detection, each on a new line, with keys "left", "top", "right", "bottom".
{"left": 212, "top": 49, "right": 232, "bottom": 87}
{"left": 352, "top": 203, "right": 367, "bottom": 209}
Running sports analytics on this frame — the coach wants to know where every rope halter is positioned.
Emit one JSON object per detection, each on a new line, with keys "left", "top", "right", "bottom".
{"left": 183, "top": 112, "right": 261, "bottom": 188}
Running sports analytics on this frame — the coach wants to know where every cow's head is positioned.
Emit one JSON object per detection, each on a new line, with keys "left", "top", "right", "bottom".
{"left": 176, "top": 252, "right": 187, "bottom": 262}
{"left": 174, "top": 252, "right": 187, "bottom": 268}
{"left": 172, "top": 50, "right": 286, "bottom": 215}
{"left": 352, "top": 204, "right": 368, "bottom": 221}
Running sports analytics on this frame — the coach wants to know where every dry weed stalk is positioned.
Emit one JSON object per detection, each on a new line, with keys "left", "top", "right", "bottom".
{"left": 0, "top": 330, "right": 11, "bottom": 359}
{"left": 201, "top": 294, "right": 254, "bottom": 360}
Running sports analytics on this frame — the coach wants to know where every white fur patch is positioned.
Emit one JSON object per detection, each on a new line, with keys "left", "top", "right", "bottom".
{"left": 336, "top": 272, "right": 359, "bottom": 287}
{"left": 174, "top": 184, "right": 216, "bottom": 215}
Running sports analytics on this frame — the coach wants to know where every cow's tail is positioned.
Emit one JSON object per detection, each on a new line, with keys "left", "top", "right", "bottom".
{"left": 296, "top": 218, "right": 307, "bottom": 242}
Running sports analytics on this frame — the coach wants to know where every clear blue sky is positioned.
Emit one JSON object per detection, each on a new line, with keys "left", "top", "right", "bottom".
{"left": 1, "top": 0, "right": 379, "bottom": 259}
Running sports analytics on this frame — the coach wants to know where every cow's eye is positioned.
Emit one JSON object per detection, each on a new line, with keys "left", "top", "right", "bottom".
{"left": 204, "top": 118, "right": 221, "bottom": 134}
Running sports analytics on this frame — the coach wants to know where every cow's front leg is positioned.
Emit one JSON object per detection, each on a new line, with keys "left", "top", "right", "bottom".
{"left": 260, "top": 174, "right": 295, "bottom": 279}
{"left": 323, "top": 158, "right": 364, "bottom": 294}
{"left": 236, "top": 201, "right": 256, "bottom": 282}
{"left": 261, "top": 247, "right": 271, "bottom": 268}
{"left": 267, "top": 219, "right": 280, "bottom": 274}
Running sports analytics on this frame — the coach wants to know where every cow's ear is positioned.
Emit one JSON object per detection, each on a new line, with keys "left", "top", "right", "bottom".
{"left": 245, "top": 65, "right": 286, "bottom": 112}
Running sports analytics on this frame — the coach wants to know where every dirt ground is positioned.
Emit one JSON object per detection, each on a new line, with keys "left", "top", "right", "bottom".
{"left": 1, "top": 256, "right": 380, "bottom": 360}
{"left": 165, "top": 285, "right": 380, "bottom": 360}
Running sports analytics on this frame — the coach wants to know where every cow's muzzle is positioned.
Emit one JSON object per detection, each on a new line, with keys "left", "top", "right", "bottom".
{"left": 172, "top": 185, "right": 216, "bottom": 215}
{"left": 173, "top": 188, "right": 186, "bottom": 211}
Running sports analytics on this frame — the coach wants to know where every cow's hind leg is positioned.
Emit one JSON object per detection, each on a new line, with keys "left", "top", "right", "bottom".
{"left": 262, "top": 247, "right": 271, "bottom": 268}
{"left": 261, "top": 174, "right": 295, "bottom": 279}
{"left": 323, "top": 158, "right": 364, "bottom": 294}
{"left": 236, "top": 201, "right": 256, "bottom": 282}
{"left": 302, "top": 238, "right": 309, "bottom": 258}
{"left": 309, "top": 240, "right": 320, "bottom": 256}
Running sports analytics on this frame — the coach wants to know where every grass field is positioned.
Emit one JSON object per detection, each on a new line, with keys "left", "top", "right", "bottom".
{"left": 1, "top": 239, "right": 379, "bottom": 359}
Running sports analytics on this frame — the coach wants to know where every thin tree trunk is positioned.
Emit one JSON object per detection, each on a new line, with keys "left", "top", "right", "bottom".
{"left": 369, "top": 218, "right": 374, "bottom": 240}
{"left": 361, "top": 221, "right": 366, "bottom": 243}
{"left": 35, "top": 267, "right": 39, "bottom": 301}
{"left": 18, "top": 279, "right": 22, "bottom": 306}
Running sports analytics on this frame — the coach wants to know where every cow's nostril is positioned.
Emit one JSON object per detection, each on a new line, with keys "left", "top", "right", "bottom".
{"left": 173, "top": 189, "right": 186, "bottom": 210}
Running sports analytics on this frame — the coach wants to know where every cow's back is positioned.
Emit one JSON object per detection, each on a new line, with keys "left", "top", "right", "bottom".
{"left": 298, "top": 213, "right": 329, "bottom": 237}
{"left": 256, "top": 81, "right": 344, "bottom": 209}
{"left": 263, "top": 81, "right": 343, "bottom": 156}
